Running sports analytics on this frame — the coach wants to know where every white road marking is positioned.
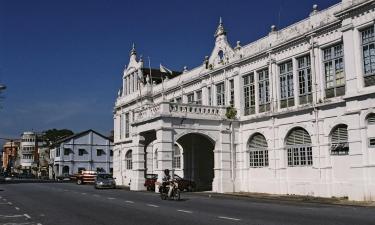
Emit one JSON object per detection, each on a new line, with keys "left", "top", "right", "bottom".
{"left": 24, "top": 213, "right": 31, "bottom": 219}
{"left": 177, "top": 209, "right": 192, "bottom": 214}
{"left": 2, "top": 198, "right": 6, "bottom": 201}
{"left": 125, "top": 200, "right": 134, "bottom": 203}
{"left": 8, "top": 202, "right": 12, "bottom": 205}
{"left": 0, "top": 214, "right": 25, "bottom": 218}
{"left": 218, "top": 216, "right": 241, "bottom": 221}
{"left": 107, "top": 197, "right": 115, "bottom": 200}
{"left": 146, "top": 204, "right": 159, "bottom": 208}
{"left": 81, "top": 193, "right": 87, "bottom": 195}
{"left": 93, "top": 194, "right": 100, "bottom": 197}
{"left": 15, "top": 207, "right": 20, "bottom": 210}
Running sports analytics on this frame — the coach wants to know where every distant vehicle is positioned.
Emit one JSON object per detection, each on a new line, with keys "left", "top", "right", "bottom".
{"left": 71, "top": 170, "right": 97, "bottom": 185}
{"left": 94, "top": 173, "right": 116, "bottom": 189}
{"left": 144, "top": 174, "right": 158, "bottom": 191}
{"left": 144, "top": 174, "right": 196, "bottom": 192}
{"left": 56, "top": 173, "right": 71, "bottom": 181}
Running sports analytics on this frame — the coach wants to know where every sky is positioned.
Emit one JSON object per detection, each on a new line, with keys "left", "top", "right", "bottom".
{"left": 0, "top": 0, "right": 340, "bottom": 142}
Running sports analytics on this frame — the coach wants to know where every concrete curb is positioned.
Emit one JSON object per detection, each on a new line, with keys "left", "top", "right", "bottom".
{"left": 192, "top": 192, "right": 375, "bottom": 207}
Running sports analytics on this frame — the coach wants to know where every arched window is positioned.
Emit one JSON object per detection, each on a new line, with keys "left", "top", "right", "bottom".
{"left": 367, "top": 113, "right": 375, "bottom": 125}
{"left": 125, "top": 150, "right": 132, "bottom": 170}
{"left": 330, "top": 124, "right": 349, "bottom": 155}
{"left": 173, "top": 145, "right": 181, "bottom": 169}
{"left": 285, "top": 128, "right": 313, "bottom": 166}
{"left": 248, "top": 133, "right": 268, "bottom": 167}
{"left": 218, "top": 50, "right": 224, "bottom": 62}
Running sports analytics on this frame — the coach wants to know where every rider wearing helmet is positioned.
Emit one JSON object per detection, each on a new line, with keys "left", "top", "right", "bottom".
{"left": 162, "top": 169, "right": 173, "bottom": 197}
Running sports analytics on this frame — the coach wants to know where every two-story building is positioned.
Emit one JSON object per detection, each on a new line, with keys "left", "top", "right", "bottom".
{"left": 113, "top": 0, "right": 375, "bottom": 201}
{"left": 49, "top": 130, "right": 113, "bottom": 177}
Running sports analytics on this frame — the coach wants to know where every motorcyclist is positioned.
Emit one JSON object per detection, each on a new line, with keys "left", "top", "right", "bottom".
{"left": 162, "top": 169, "right": 173, "bottom": 198}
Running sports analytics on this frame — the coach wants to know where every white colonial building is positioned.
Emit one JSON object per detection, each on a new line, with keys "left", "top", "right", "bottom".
{"left": 113, "top": 0, "right": 375, "bottom": 201}
{"left": 49, "top": 130, "right": 113, "bottom": 177}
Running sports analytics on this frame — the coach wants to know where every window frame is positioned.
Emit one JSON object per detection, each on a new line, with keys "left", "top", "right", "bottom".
{"left": 243, "top": 73, "right": 256, "bottom": 115}
{"left": 297, "top": 54, "right": 312, "bottom": 104}
{"left": 322, "top": 43, "right": 345, "bottom": 98}
{"left": 361, "top": 25, "right": 375, "bottom": 86}
{"left": 216, "top": 82, "right": 225, "bottom": 106}
{"left": 279, "top": 61, "right": 295, "bottom": 108}
{"left": 258, "top": 68, "right": 270, "bottom": 112}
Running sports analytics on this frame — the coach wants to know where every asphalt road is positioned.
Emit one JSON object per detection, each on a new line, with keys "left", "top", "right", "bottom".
{"left": 0, "top": 183, "right": 374, "bottom": 225}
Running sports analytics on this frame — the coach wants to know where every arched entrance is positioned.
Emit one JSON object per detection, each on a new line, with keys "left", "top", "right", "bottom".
{"left": 176, "top": 133, "right": 215, "bottom": 191}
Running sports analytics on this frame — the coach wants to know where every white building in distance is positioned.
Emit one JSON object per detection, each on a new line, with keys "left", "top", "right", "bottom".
{"left": 113, "top": 0, "right": 375, "bottom": 201}
{"left": 49, "top": 130, "right": 113, "bottom": 177}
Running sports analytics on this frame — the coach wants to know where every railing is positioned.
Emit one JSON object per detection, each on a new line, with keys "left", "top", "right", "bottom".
{"left": 133, "top": 102, "right": 226, "bottom": 123}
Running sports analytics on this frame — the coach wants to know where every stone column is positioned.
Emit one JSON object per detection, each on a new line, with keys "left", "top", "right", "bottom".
{"left": 342, "top": 19, "right": 360, "bottom": 95}
{"left": 155, "top": 128, "right": 174, "bottom": 192}
{"left": 130, "top": 134, "right": 146, "bottom": 191}
{"left": 212, "top": 123, "right": 234, "bottom": 193}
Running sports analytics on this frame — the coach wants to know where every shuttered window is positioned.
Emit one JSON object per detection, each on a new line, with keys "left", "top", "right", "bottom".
{"left": 330, "top": 125, "right": 349, "bottom": 155}
{"left": 249, "top": 133, "right": 268, "bottom": 167}
{"left": 286, "top": 128, "right": 313, "bottom": 166}
{"left": 367, "top": 113, "right": 375, "bottom": 125}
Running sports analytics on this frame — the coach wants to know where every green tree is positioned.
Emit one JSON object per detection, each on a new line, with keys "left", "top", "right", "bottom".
{"left": 42, "top": 129, "right": 74, "bottom": 147}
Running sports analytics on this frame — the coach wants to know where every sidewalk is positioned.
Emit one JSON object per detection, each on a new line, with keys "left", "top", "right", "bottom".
{"left": 193, "top": 191, "right": 375, "bottom": 207}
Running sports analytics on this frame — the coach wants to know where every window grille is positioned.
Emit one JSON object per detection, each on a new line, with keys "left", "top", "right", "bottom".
{"left": 249, "top": 133, "right": 269, "bottom": 167}
{"left": 279, "top": 61, "right": 294, "bottom": 108}
{"left": 243, "top": 74, "right": 255, "bottom": 115}
{"left": 258, "top": 69, "right": 270, "bottom": 112}
{"left": 286, "top": 128, "right": 313, "bottom": 166}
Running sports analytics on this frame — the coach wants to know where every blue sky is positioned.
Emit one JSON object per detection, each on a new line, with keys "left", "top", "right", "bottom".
{"left": 0, "top": 0, "right": 340, "bottom": 141}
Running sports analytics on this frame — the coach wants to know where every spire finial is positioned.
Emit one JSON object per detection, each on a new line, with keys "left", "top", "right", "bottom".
{"left": 130, "top": 43, "right": 136, "bottom": 56}
{"left": 215, "top": 16, "right": 226, "bottom": 38}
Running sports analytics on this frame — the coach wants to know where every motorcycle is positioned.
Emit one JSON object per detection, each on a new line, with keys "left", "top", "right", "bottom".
{"left": 159, "top": 180, "right": 180, "bottom": 201}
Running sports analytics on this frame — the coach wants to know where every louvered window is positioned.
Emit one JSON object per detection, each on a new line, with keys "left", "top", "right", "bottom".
{"left": 367, "top": 113, "right": 375, "bottom": 125}
{"left": 330, "top": 125, "right": 349, "bottom": 155}
{"left": 286, "top": 128, "right": 312, "bottom": 166}
{"left": 249, "top": 133, "right": 268, "bottom": 167}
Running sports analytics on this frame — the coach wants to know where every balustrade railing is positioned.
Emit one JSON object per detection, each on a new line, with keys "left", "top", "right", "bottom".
{"left": 133, "top": 102, "right": 226, "bottom": 123}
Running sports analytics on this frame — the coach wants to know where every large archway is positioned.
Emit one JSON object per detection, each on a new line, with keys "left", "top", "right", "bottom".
{"left": 176, "top": 133, "right": 215, "bottom": 191}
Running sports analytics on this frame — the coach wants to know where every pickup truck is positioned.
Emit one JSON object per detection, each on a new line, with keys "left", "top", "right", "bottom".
{"left": 71, "top": 170, "right": 97, "bottom": 185}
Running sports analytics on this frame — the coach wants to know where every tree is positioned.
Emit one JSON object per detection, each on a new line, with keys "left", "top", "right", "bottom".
{"left": 42, "top": 129, "right": 74, "bottom": 147}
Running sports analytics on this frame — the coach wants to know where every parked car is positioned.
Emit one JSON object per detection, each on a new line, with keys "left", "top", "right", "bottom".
{"left": 71, "top": 170, "right": 97, "bottom": 185}
{"left": 144, "top": 174, "right": 196, "bottom": 192}
{"left": 56, "top": 173, "right": 71, "bottom": 181}
{"left": 94, "top": 173, "right": 116, "bottom": 189}
{"left": 144, "top": 174, "right": 157, "bottom": 191}
{"left": 173, "top": 174, "right": 196, "bottom": 192}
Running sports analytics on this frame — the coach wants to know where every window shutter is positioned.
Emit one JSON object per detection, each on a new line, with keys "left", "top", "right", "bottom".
{"left": 331, "top": 125, "right": 348, "bottom": 143}
{"left": 286, "top": 128, "right": 311, "bottom": 146}
{"left": 368, "top": 114, "right": 375, "bottom": 125}
{"left": 249, "top": 134, "right": 267, "bottom": 148}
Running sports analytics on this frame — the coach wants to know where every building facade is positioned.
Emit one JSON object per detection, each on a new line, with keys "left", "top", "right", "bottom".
{"left": 113, "top": 0, "right": 375, "bottom": 201}
{"left": 1, "top": 140, "right": 20, "bottom": 174}
{"left": 49, "top": 130, "right": 113, "bottom": 178}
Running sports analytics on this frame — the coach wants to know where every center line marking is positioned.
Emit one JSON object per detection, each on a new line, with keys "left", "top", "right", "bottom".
{"left": 81, "top": 193, "right": 87, "bottom": 195}
{"left": 125, "top": 200, "right": 134, "bottom": 203}
{"left": 93, "top": 194, "right": 100, "bottom": 197}
{"left": 107, "top": 197, "right": 115, "bottom": 200}
{"left": 15, "top": 207, "right": 20, "bottom": 210}
{"left": 24, "top": 214, "right": 31, "bottom": 219}
{"left": 218, "top": 216, "right": 241, "bottom": 221}
{"left": 177, "top": 210, "right": 192, "bottom": 214}
{"left": 8, "top": 202, "right": 12, "bottom": 205}
{"left": 146, "top": 204, "right": 159, "bottom": 208}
